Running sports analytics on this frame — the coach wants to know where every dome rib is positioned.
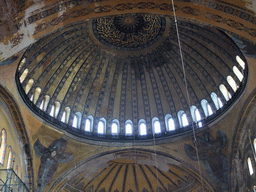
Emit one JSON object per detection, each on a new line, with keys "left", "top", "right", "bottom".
{"left": 16, "top": 15, "right": 247, "bottom": 144}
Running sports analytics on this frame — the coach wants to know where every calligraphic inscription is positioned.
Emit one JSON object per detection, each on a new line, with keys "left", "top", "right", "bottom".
{"left": 93, "top": 14, "right": 166, "bottom": 50}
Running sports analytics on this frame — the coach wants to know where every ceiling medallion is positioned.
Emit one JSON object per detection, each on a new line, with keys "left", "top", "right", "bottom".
{"left": 92, "top": 14, "right": 166, "bottom": 50}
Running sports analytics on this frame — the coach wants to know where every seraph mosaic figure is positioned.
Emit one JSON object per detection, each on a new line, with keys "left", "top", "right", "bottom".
{"left": 184, "top": 131, "right": 228, "bottom": 191}
{"left": 34, "top": 137, "right": 73, "bottom": 192}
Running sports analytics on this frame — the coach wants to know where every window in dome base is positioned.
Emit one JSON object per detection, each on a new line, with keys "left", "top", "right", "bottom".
{"left": 111, "top": 119, "right": 119, "bottom": 135}
{"left": 139, "top": 120, "right": 147, "bottom": 136}
{"left": 153, "top": 118, "right": 161, "bottom": 134}
{"left": 125, "top": 120, "right": 133, "bottom": 135}
{"left": 97, "top": 118, "right": 106, "bottom": 134}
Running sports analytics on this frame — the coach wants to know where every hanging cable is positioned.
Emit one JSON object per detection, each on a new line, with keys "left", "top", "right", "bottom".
{"left": 171, "top": 0, "right": 204, "bottom": 190}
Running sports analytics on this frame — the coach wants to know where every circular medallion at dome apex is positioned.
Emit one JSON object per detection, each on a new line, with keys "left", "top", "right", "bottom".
{"left": 16, "top": 16, "right": 247, "bottom": 145}
{"left": 92, "top": 14, "right": 166, "bottom": 50}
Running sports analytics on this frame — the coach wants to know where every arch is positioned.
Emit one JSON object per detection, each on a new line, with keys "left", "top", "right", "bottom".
{"left": 227, "top": 76, "right": 238, "bottom": 92}
{"left": 219, "top": 84, "right": 231, "bottom": 101}
{"left": 211, "top": 92, "right": 220, "bottom": 110}
{"left": 138, "top": 119, "right": 147, "bottom": 136}
{"left": 84, "top": 115, "right": 93, "bottom": 132}
{"left": 125, "top": 120, "right": 133, "bottom": 135}
{"left": 178, "top": 111, "right": 189, "bottom": 128}
{"left": 7, "top": 146, "right": 13, "bottom": 169}
{"left": 236, "top": 55, "right": 245, "bottom": 69}
{"left": 247, "top": 157, "right": 254, "bottom": 175}
{"left": 152, "top": 117, "right": 161, "bottom": 134}
{"left": 111, "top": 119, "right": 119, "bottom": 135}
{"left": 19, "top": 69, "right": 29, "bottom": 83}
{"left": 233, "top": 66, "right": 243, "bottom": 82}
{"left": 25, "top": 79, "right": 34, "bottom": 94}
{"left": 0, "top": 128, "right": 7, "bottom": 165}
{"left": 97, "top": 118, "right": 106, "bottom": 134}
{"left": 165, "top": 114, "right": 175, "bottom": 131}
{"left": 0, "top": 85, "right": 34, "bottom": 190}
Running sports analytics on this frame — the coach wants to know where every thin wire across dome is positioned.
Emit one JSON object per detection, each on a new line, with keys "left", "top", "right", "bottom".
{"left": 16, "top": 14, "right": 247, "bottom": 144}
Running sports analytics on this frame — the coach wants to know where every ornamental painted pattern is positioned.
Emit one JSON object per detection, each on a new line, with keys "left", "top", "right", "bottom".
{"left": 93, "top": 14, "right": 166, "bottom": 50}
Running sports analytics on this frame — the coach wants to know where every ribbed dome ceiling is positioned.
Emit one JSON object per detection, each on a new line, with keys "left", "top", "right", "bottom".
{"left": 16, "top": 14, "right": 247, "bottom": 144}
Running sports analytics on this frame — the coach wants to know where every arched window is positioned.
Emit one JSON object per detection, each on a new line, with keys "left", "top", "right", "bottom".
{"left": 227, "top": 76, "right": 238, "bottom": 92}
{"left": 61, "top": 111, "right": 66, "bottom": 123}
{"left": 248, "top": 157, "right": 254, "bottom": 175}
{"left": 218, "top": 97, "right": 223, "bottom": 108}
{"left": 97, "top": 118, "right": 106, "bottom": 134}
{"left": 211, "top": 92, "right": 220, "bottom": 110}
{"left": 50, "top": 105, "right": 55, "bottom": 117}
{"left": 139, "top": 119, "right": 147, "bottom": 136}
{"left": 165, "top": 114, "right": 175, "bottom": 131}
{"left": 0, "top": 129, "right": 7, "bottom": 165}
{"left": 125, "top": 120, "right": 133, "bottom": 135}
{"left": 190, "top": 106, "right": 202, "bottom": 127}
{"left": 33, "top": 87, "right": 42, "bottom": 104}
{"left": 54, "top": 101, "right": 60, "bottom": 118}
{"left": 236, "top": 55, "right": 245, "bottom": 69}
{"left": 19, "top": 69, "right": 29, "bottom": 83}
{"left": 72, "top": 115, "right": 78, "bottom": 128}
{"left": 25, "top": 79, "right": 34, "bottom": 94}
{"left": 201, "top": 99, "right": 212, "bottom": 117}
{"left": 178, "top": 111, "right": 189, "bottom": 128}
{"left": 111, "top": 119, "right": 119, "bottom": 135}
{"left": 61, "top": 107, "right": 71, "bottom": 123}
{"left": 233, "top": 66, "right": 243, "bottom": 81}
{"left": 40, "top": 95, "right": 50, "bottom": 111}
{"left": 7, "top": 147, "right": 13, "bottom": 169}
{"left": 84, "top": 115, "right": 93, "bottom": 132}
{"left": 152, "top": 117, "right": 161, "bottom": 134}
{"left": 18, "top": 58, "right": 26, "bottom": 70}
{"left": 219, "top": 84, "right": 231, "bottom": 101}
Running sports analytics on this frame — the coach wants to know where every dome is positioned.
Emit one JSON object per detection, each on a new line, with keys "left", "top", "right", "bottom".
{"left": 16, "top": 14, "right": 247, "bottom": 144}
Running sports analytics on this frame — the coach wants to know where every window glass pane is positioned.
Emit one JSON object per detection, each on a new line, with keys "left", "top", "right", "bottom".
{"left": 233, "top": 66, "right": 243, "bottom": 81}
{"left": 98, "top": 121, "right": 104, "bottom": 134}
{"left": 182, "top": 114, "right": 189, "bottom": 127}
{"left": 219, "top": 84, "right": 230, "bottom": 101}
{"left": 50, "top": 105, "right": 55, "bottom": 117}
{"left": 154, "top": 121, "right": 161, "bottom": 134}
{"left": 126, "top": 123, "right": 133, "bottom": 135}
{"left": 72, "top": 116, "right": 78, "bottom": 128}
{"left": 168, "top": 118, "right": 175, "bottom": 131}
{"left": 111, "top": 123, "right": 118, "bottom": 134}
{"left": 195, "top": 109, "right": 201, "bottom": 121}
{"left": 0, "top": 129, "right": 7, "bottom": 165}
{"left": 236, "top": 55, "right": 245, "bottom": 69}
{"left": 39, "top": 100, "right": 44, "bottom": 110}
{"left": 248, "top": 157, "right": 254, "bottom": 175}
{"left": 19, "top": 69, "right": 29, "bottom": 83}
{"left": 218, "top": 98, "right": 223, "bottom": 108}
{"left": 227, "top": 76, "right": 238, "bottom": 91}
{"left": 207, "top": 104, "right": 213, "bottom": 116}
{"left": 61, "top": 112, "right": 66, "bottom": 123}
{"left": 85, "top": 119, "right": 91, "bottom": 132}
{"left": 140, "top": 123, "right": 147, "bottom": 136}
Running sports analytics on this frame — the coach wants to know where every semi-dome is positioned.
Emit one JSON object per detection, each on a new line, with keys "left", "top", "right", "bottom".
{"left": 16, "top": 14, "right": 247, "bottom": 145}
